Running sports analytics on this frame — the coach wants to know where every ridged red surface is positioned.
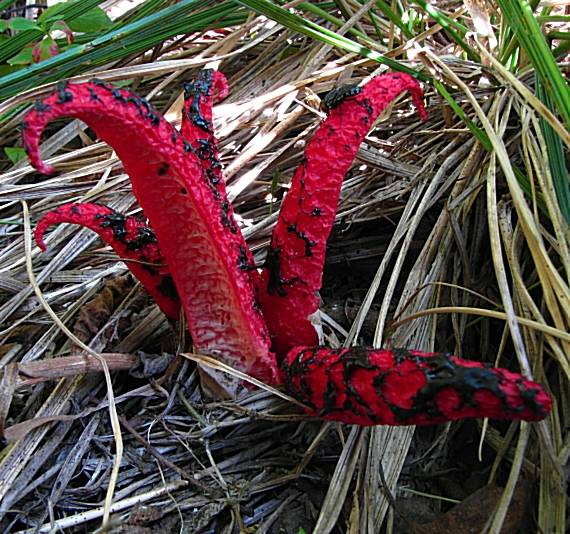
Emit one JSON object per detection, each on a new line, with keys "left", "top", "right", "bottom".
{"left": 258, "top": 73, "right": 428, "bottom": 357}
{"left": 24, "top": 79, "right": 279, "bottom": 383}
{"left": 283, "top": 347, "right": 552, "bottom": 425}
{"left": 35, "top": 202, "right": 181, "bottom": 320}
{"left": 181, "top": 70, "right": 259, "bottom": 280}
{"left": 180, "top": 69, "right": 227, "bottom": 200}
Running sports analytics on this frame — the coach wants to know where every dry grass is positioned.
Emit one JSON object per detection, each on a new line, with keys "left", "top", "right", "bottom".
{"left": 0, "top": 6, "right": 567, "bottom": 534}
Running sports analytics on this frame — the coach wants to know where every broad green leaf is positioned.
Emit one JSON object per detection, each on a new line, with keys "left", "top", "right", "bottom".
{"left": 4, "top": 147, "right": 27, "bottom": 164}
{"left": 39, "top": 0, "right": 76, "bottom": 24}
{"left": 33, "top": 36, "right": 60, "bottom": 63}
{"left": 67, "top": 7, "right": 112, "bottom": 33}
{"left": 7, "top": 45, "right": 33, "bottom": 66}
{"left": 8, "top": 17, "right": 41, "bottom": 32}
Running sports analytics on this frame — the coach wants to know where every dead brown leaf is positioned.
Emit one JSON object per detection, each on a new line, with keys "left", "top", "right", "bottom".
{"left": 73, "top": 273, "right": 134, "bottom": 345}
{"left": 410, "top": 479, "right": 532, "bottom": 534}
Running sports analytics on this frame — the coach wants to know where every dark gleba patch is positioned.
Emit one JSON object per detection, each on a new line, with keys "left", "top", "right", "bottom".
{"left": 195, "top": 138, "right": 216, "bottom": 161}
{"left": 128, "top": 226, "right": 158, "bottom": 251}
{"left": 220, "top": 200, "right": 238, "bottom": 234}
{"left": 183, "top": 69, "right": 215, "bottom": 133}
{"left": 88, "top": 87, "right": 102, "bottom": 102}
{"left": 287, "top": 223, "right": 316, "bottom": 257}
{"left": 322, "top": 84, "right": 362, "bottom": 112}
{"left": 384, "top": 352, "right": 511, "bottom": 423}
{"left": 264, "top": 246, "right": 299, "bottom": 297}
{"left": 95, "top": 209, "right": 158, "bottom": 252}
{"left": 56, "top": 81, "right": 73, "bottom": 104}
{"left": 89, "top": 80, "right": 161, "bottom": 126}
{"left": 282, "top": 348, "right": 319, "bottom": 408}
{"left": 95, "top": 211, "right": 128, "bottom": 242}
{"left": 156, "top": 275, "right": 179, "bottom": 301}
{"left": 238, "top": 245, "right": 255, "bottom": 271}
{"left": 33, "top": 101, "right": 52, "bottom": 113}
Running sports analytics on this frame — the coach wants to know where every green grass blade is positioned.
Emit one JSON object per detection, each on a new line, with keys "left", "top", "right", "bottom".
{"left": 0, "top": 0, "right": 242, "bottom": 99}
{"left": 238, "top": 0, "right": 427, "bottom": 80}
{"left": 0, "top": 0, "right": 23, "bottom": 11}
{"left": 496, "top": 0, "right": 570, "bottom": 130}
{"left": 411, "top": 0, "right": 477, "bottom": 61}
{"left": 372, "top": 0, "right": 414, "bottom": 39}
{"left": 536, "top": 76, "right": 570, "bottom": 223}
{"left": 296, "top": 3, "right": 375, "bottom": 43}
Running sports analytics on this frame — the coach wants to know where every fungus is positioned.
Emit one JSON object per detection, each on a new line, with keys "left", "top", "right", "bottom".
{"left": 35, "top": 202, "right": 180, "bottom": 320}
{"left": 283, "top": 347, "right": 551, "bottom": 425}
{"left": 25, "top": 71, "right": 551, "bottom": 425}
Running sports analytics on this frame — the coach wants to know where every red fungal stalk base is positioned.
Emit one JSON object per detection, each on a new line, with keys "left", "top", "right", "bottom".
{"left": 283, "top": 347, "right": 551, "bottom": 425}
{"left": 35, "top": 202, "right": 181, "bottom": 321}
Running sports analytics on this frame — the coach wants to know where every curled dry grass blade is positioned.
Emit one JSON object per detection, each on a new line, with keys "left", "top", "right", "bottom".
{"left": 21, "top": 201, "right": 123, "bottom": 529}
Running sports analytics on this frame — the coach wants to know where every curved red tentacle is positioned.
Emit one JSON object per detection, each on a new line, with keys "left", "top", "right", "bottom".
{"left": 35, "top": 202, "right": 181, "bottom": 321}
{"left": 181, "top": 69, "right": 229, "bottom": 144}
{"left": 283, "top": 347, "right": 552, "bottom": 425}
{"left": 257, "top": 73, "right": 428, "bottom": 358}
{"left": 181, "top": 69, "right": 228, "bottom": 199}
{"left": 24, "top": 79, "right": 279, "bottom": 383}
{"left": 180, "top": 69, "right": 260, "bottom": 281}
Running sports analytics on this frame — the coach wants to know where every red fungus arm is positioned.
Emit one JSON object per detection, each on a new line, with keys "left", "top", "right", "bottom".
{"left": 35, "top": 202, "right": 181, "bottom": 321}
{"left": 283, "top": 347, "right": 552, "bottom": 425}
{"left": 180, "top": 70, "right": 260, "bottom": 281}
{"left": 257, "top": 73, "right": 428, "bottom": 357}
{"left": 180, "top": 69, "right": 227, "bottom": 199}
{"left": 181, "top": 69, "right": 228, "bottom": 155}
{"left": 24, "top": 79, "right": 279, "bottom": 383}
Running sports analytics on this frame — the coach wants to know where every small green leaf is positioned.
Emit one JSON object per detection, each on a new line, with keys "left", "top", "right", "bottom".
{"left": 7, "top": 46, "right": 33, "bottom": 66}
{"left": 67, "top": 8, "right": 112, "bottom": 33}
{"left": 0, "top": 19, "right": 8, "bottom": 31}
{"left": 8, "top": 17, "right": 41, "bottom": 32}
{"left": 4, "top": 147, "right": 27, "bottom": 164}
{"left": 33, "top": 36, "right": 59, "bottom": 63}
{"left": 39, "top": 0, "right": 75, "bottom": 24}
{"left": 51, "top": 20, "right": 75, "bottom": 44}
